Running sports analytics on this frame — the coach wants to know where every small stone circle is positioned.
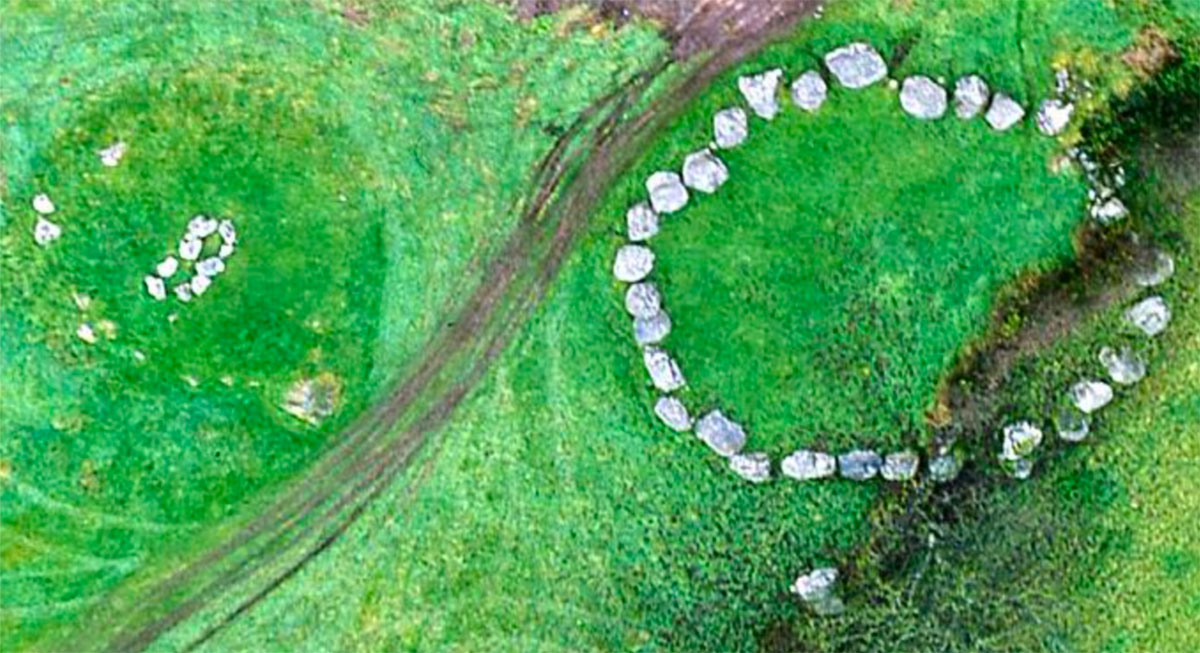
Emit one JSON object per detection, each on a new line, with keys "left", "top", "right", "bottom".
{"left": 144, "top": 215, "right": 238, "bottom": 304}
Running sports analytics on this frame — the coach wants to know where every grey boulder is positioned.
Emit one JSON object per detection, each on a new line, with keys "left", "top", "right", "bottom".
{"left": 653, "top": 396, "right": 693, "bottom": 432}
{"left": 1071, "top": 380, "right": 1114, "bottom": 414}
{"left": 790, "top": 71, "right": 828, "bottom": 112}
{"left": 613, "top": 244, "right": 655, "bottom": 283}
{"left": 880, "top": 451, "right": 920, "bottom": 481}
{"left": 694, "top": 410, "right": 747, "bottom": 457}
{"left": 730, "top": 452, "right": 771, "bottom": 483}
{"left": 624, "top": 282, "right": 662, "bottom": 319}
{"left": 1099, "top": 346, "right": 1147, "bottom": 385}
{"left": 824, "top": 42, "right": 888, "bottom": 89}
{"left": 899, "top": 76, "right": 948, "bottom": 119}
{"left": 1036, "top": 99, "right": 1074, "bottom": 136}
{"left": 838, "top": 450, "right": 882, "bottom": 481}
{"left": 953, "top": 75, "right": 990, "bottom": 118}
{"left": 1001, "top": 421, "right": 1043, "bottom": 460}
{"left": 643, "top": 346, "right": 686, "bottom": 392}
{"left": 713, "top": 107, "right": 749, "bottom": 148}
{"left": 646, "top": 171, "right": 689, "bottom": 214}
{"left": 985, "top": 94, "right": 1025, "bottom": 131}
{"left": 1126, "top": 296, "right": 1171, "bottom": 336}
{"left": 1131, "top": 250, "right": 1175, "bottom": 287}
{"left": 626, "top": 202, "right": 659, "bottom": 242}
{"left": 737, "top": 69, "right": 783, "bottom": 119}
{"left": 633, "top": 310, "right": 672, "bottom": 346}
{"left": 781, "top": 450, "right": 836, "bottom": 481}
{"left": 928, "top": 453, "right": 962, "bottom": 483}
{"left": 1055, "top": 408, "right": 1090, "bottom": 443}
{"left": 682, "top": 149, "right": 729, "bottom": 194}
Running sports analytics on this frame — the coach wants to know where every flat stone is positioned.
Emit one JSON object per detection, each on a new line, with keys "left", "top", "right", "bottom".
{"left": 187, "top": 215, "right": 219, "bottom": 239}
{"left": 196, "top": 256, "right": 225, "bottom": 277}
{"left": 791, "top": 567, "right": 838, "bottom": 603}
{"left": 633, "top": 311, "right": 672, "bottom": 346}
{"left": 781, "top": 450, "right": 837, "bottom": 481}
{"left": 1036, "top": 99, "right": 1074, "bottom": 136}
{"left": 626, "top": 202, "right": 659, "bottom": 242}
{"left": 985, "top": 94, "right": 1025, "bottom": 131}
{"left": 144, "top": 275, "right": 167, "bottom": 301}
{"left": 1001, "top": 421, "right": 1043, "bottom": 460}
{"left": 174, "top": 283, "right": 194, "bottom": 303}
{"left": 99, "top": 141, "right": 127, "bottom": 167}
{"left": 838, "top": 450, "right": 882, "bottom": 481}
{"left": 624, "top": 282, "right": 662, "bottom": 319}
{"left": 179, "top": 236, "right": 203, "bottom": 261}
{"left": 899, "top": 76, "right": 948, "bottom": 119}
{"left": 681, "top": 149, "right": 729, "bottom": 194}
{"left": 1099, "top": 346, "right": 1147, "bottom": 385}
{"left": 33, "top": 217, "right": 62, "bottom": 246}
{"left": 613, "top": 244, "right": 655, "bottom": 283}
{"left": 953, "top": 75, "right": 990, "bottom": 118}
{"left": 218, "top": 219, "right": 237, "bottom": 244}
{"left": 1071, "top": 380, "right": 1114, "bottom": 414}
{"left": 713, "top": 107, "right": 749, "bottom": 148}
{"left": 1126, "top": 296, "right": 1171, "bottom": 336}
{"left": 694, "top": 410, "right": 747, "bottom": 457}
{"left": 1131, "top": 250, "right": 1175, "bottom": 287}
{"left": 1055, "top": 407, "right": 1090, "bottom": 442}
{"left": 737, "top": 69, "right": 783, "bottom": 119}
{"left": 824, "top": 42, "right": 888, "bottom": 89}
{"left": 880, "top": 451, "right": 920, "bottom": 481}
{"left": 654, "top": 396, "right": 693, "bottom": 432}
{"left": 643, "top": 346, "right": 685, "bottom": 392}
{"left": 928, "top": 453, "right": 962, "bottom": 483}
{"left": 190, "top": 274, "right": 213, "bottom": 296}
{"left": 1091, "top": 197, "right": 1129, "bottom": 224}
{"left": 729, "top": 452, "right": 771, "bottom": 483}
{"left": 790, "top": 70, "right": 828, "bottom": 112}
{"left": 646, "top": 171, "right": 689, "bottom": 214}
{"left": 156, "top": 256, "right": 180, "bottom": 279}
{"left": 76, "top": 323, "right": 97, "bottom": 344}
{"left": 32, "top": 193, "right": 55, "bottom": 215}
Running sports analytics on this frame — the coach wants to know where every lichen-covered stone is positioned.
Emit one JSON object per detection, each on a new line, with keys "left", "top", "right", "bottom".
{"left": 790, "top": 71, "right": 828, "bottom": 112}
{"left": 654, "top": 396, "right": 692, "bottom": 432}
{"left": 953, "top": 75, "right": 990, "bottom": 119}
{"left": 156, "top": 256, "right": 179, "bottom": 279}
{"left": 1099, "top": 346, "right": 1147, "bottom": 385}
{"left": 645, "top": 171, "right": 689, "bottom": 214}
{"left": 1001, "top": 421, "right": 1043, "bottom": 460}
{"left": 681, "top": 149, "right": 729, "bottom": 194}
{"left": 1091, "top": 197, "right": 1129, "bottom": 224}
{"left": 643, "top": 346, "right": 685, "bottom": 392}
{"left": 624, "top": 282, "right": 662, "bottom": 319}
{"left": 33, "top": 217, "right": 62, "bottom": 246}
{"left": 190, "top": 273, "right": 213, "bottom": 296}
{"left": 899, "top": 76, "right": 948, "bottom": 119}
{"left": 626, "top": 202, "right": 659, "bottom": 242}
{"left": 737, "top": 69, "right": 783, "bottom": 119}
{"left": 880, "top": 451, "right": 920, "bottom": 481}
{"left": 1035, "top": 99, "right": 1074, "bottom": 136}
{"left": 928, "top": 453, "right": 962, "bottom": 483}
{"left": 179, "top": 236, "right": 203, "bottom": 261}
{"left": 985, "top": 94, "right": 1025, "bottom": 131}
{"left": 781, "top": 450, "right": 836, "bottom": 481}
{"left": 824, "top": 43, "right": 888, "bottom": 89}
{"left": 1071, "top": 380, "right": 1114, "bottom": 414}
{"left": 1131, "top": 249, "right": 1175, "bottom": 287}
{"left": 613, "top": 244, "right": 655, "bottom": 283}
{"left": 713, "top": 107, "right": 749, "bottom": 148}
{"left": 729, "top": 452, "right": 771, "bottom": 483}
{"left": 283, "top": 373, "right": 343, "bottom": 426}
{"left": 1055, "top": 408, "right": 1090, "bottom": 443}
{"left": 32, "top": 193, "right": 55, "bottom": 215}
{"left": 99, "top": 141, "right": 128, "bottom": 167}
{"left": 694, "top": 410, "right": 747, "bottom": 457}
{"left": 633, "top": 311, "right": 672, "bottom": 346}
{"left": 144, "top": 275, "right": 167, "bottom": 301}
{"left": 838, "top": 450, "right": 882, "bottom": 480}
{"left": 1126, "top": 296, "right": 1171, "bottom": 336}
{"left": 196, "top": 257, "right": 225, "bottom": 278}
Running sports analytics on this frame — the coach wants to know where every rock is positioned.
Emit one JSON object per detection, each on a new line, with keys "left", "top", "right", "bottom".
{"left": 626, "top": 202, "right": 659, "bottom": 242}
{"left": 643, "top": 346, "right": 686, "bottom": 392}
{"left": 880, "top": 451, "right": 920, "bottom": 481}
{"left": 33, "top": 217, "right": 62, "bottom": 246}
{"left": 179, "top": 236, "right": 203, "bottom": 261}
{"left": 1091, "top": 197, "right": 1129, "bottom": 224}
{"left": 899, "top": 76, "right": 948, "bottom": 119}
{"left": 1126, "top": 296, "right": 1171, "bottom": 336}
{"left": 1099, "top": 346, "right": 1147, "bottom": 385}
{"left": 646, "top": 171, "right": 689, "bottom": 214}
{"left": 72, "top": 292, "right": 91, "bottom": 311}
{"left": 219, "top": 243, "right": 236, "bottom": 259}
{"left": 790, "top": 567, "right": 844, "bottom": 615}
{"left": 99, "top": 141, "right": 127, "bottom": 167}
{"left": 790, "top": 70, "right": 828, "bottom": 112}
{"left": 1055, "top": 408, "right": 1090, "bottom": 442}
{"left": 173, "top": 283, "right": 194, "bottom": 303}
{"left": 1035, "top": 99, "right": 1074, "bottom": 136}
{"left": 633, "top": 311, "right": 672, "bottom": 346}
{"left": 953, "top": 75, "right": 990, "bottom": 118}
{"left": 144, "top": 275, "right": 167, "bottom": 301}
{"left": 187, "top": 215, "right": 219, "bottom": 239}
{"left": 694, "top": 410, "right": 747, "bottom": 457}
{"left": 737, "top": 69, "right": 783, "bottom": 119}
{"left": 190, "top": 274, "right": 213, "bottom": 296}
{"left": 682, "top": 149, "right": 729, "bottom": 194}
{"left": 1001, "top": 421, "right": 1043, "bottom": 460}
{"left": 730, "top": 452, "right": 771, "bottom": 483}
{"left": 32, "top": 193, "right": 55, "bottom": 215}
{"left": 613, "top": 245, "right": 655, "bottom": 283}
{"left": 76, "top": 323, "right": 97, "bottom": 344}
{"left": 218, "top": 219, "right": 237, "bottom": 244}
{"left": 1006, "top": 456, "right": 1034, "bottom": 480}
{"left": 654, "top": 396, "right": 693, "bottom": 432}
{"left": 283, "top": 373, "right": 342, "bottom": 426}
{"left": 156, "top": 256, "right": 179, "bottom": 279}
{"left": 928, "top": 453, "right": 962, "bottom": 483}
{"left": 1071, "top": 380, "right": 1114, "bottom": 414}
{"left": 838, "top": 450, "right": 882, "bottom": 481}
{"left": 196, "top": 257, "right": 225, "bottom": 277}
{"left": 985, "top": 94, "right": 1025, "bottom": 131}
{"left": 781, "top": 450, "right": 837, "bottom": 481}
{"left": 824, "top": 42, "right": 888, "bottom": 89}
{"left": 713, "top": 107, "right": 749, "bottom": 148}
{"left": 1132, "top": 249, "right": 1175, "bottom": 287}
{"left": 625, "top": 282, "right": 662, "bottom": 319}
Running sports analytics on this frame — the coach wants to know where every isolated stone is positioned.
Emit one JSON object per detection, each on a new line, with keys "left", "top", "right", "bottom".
{"left": 219, "top": 243, "right": 236, "bottom": 259}
{"left": 1001, "top": 421, "right": 1043, "bottom": 460}
{"left": 899, "top": 76, "right": 948, "bottom": 119}
{"left": 838, "top": 450, "right": 882, "bottom": 481}
{"left": 196, "top": 256, "right": 225, "bottom": 277}
{"left": 953, "top": 75, "right": 990, "bottom": 118}
{"left": 737, "top": 68, "right": 783, "bottom": 119}
{"left": 33, "top": 217, "right": 62, "bottom": 246}
{"left": 32, "top": 193, "right": 55, "bottom": 215}
{"left": 76, "top": 323, "right": 97, "bottom": 344}
{"left": 99, "top": 141, "right": 127, "bottom": 167}
{"left": 1132, "top": 249, "right": 1175, "bottom": 287}
{"left": 682, "top": 149, "right": 729, "bottom": 194}
{"left": 645, "top": 171, "right": 689, "bottom": 214}
{"left": 624, "top": 282, "right": 662, "bottom": 319}
{"left": 1071, "top": 380, "right": 1114, "bottom": 414}
{"left": 190, "top": 274, "right": 213, "bottom": 296}
{"left": 880, "top": 451, "right": 920, "bottom": 481}
{"left": 613, "top": 244, "right": 655, "bottom": 283}
{"left": 985, "top": 94, "right": 1025, "bottom": 131}
{"left": 1036, "top": 99, "right": 1074, "bottom": 136}
{"left": 1099, "top": 346, "right": 1147, "bottom": 385}
{"left": 928, "top": 453, "right": 962, "bottom": 483}
{"left": 156, "top": 256, "right": 179, "bottom": 279}
{"left": 144, "top": 275, "right": 167, "bottom": 301}
{"left": 283, "top": 374, "right": 342, "bottom": 426}
{"left": 791, "top": 567, "right": 844, "bottom": 616}
{"left": 713, "top": 107, "right": 749, "bottom": 148}
{"left": 1091, "top": 197, "right": 1129, "bottom": 224}
{"left": 626, "top": 202, "right": 659, "bottom": 242}
{"left": 179, "top": 236, "right": 203, "bottom": 261}
{"left": 1126, "top": 296, "right": 1171, "bottom": 336}
{"left": 824, "top": 42, "right": 888, "bottom": 89}
{"left": 187, "top": 215, "right": 219, "bottom": 239}
{"left": 218, "top": 219, "right": 237, "bottom": 244}
{"left": 1055, "top": 407, "right": 1090, "bottom": 442}
{"left": 730, "top": 452, "right": 771, "bottom": 483}
{"left": 643, "top": 346, "right": 686, "bottom": 392}
{"left": 790, "top": 70, "right": 828, "bottom": 112}
{"left": 633, "top": 311, "right": 672, "bottom": 346}
{"left": 694, "top": 410, "right": 747, "bottom": 457}
{"left": 173, "top": 283, "right": 194, "bottom": 303}
{"left": 781, "top": 450, "right": 837, "bottom": 481}
{"left": 654, "top": 396, "right": 693, "bottom": 432}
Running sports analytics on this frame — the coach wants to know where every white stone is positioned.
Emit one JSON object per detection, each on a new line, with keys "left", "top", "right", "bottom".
{"left": 218, "top": 243, "right": 236, "bottom": 259}
{"left": 737, "top": 68, "right": 783, "bottom": 119}
{"left": 654, "top": 396, "right": 693, "bottom": 432}
{"left": 99, "top": 141, "right": 127, "bottom": 167}
{"left": 179, "top": 236, "right": 203, "bottom": 261}
{"left": 928, "top": 454, "right": 962, "bottom": 482}
{"left": 694, "top": 410, "right": 747, "bottom": 457}
{"left": 880, "top": 451, "right": 920, "bottom": 481}
{"left": 144, "top": 275, "right": 167, "bottom": 301}
{"left": 1091, "top": 197, "right": 1129, "bottom": 224}
{"left": 33, "top": 217, "right": 62, "bottom": 246}
{"left": 76, "top": 323, "right": 97, "bottom": 344}
{"left": 218, "top": 219, "right": 237, "bottom": 244}
{"left": 1132, "top": 250, "right": 1175, "bottom": 287}
{"left": 156, "top": 256, "right": 180, "bottom": 278}
{"left": 187, "top": 215, "right": 219, "bottom": 239}
{"left": 1036, "top": 99, "right": 1074, "bottom": 136}
{"left": 1056, "top": 408, "right": 1090, "bottom": 443}
{"left": 633, "top": 311, "right": 672, "bottom": 346}
{"left": 643, "top": 346, "right": 685, "bottom": 392}
{"left": 1099, "top": 346, "right": 1147, "bottom": 385}
{"left": 790, "top": 71, "right": 828, "bottom": 112}
{"left": 174, "top": 283, "right": 194, "bottom": 303}
{"left": 1071, "top": 380, "right": 1114, "bottom": 414}
{"left": 1126, "top": 296, "right": 1171, "bottom": 337}
{"left": 824, "top": 42, "right": 888, "bottom": 89}
{"left": 713, "top": 107, "right": 749, "bottom": 148}
{"left": 32, "top": 193, "right": 55, "bottom": 215}
{"left": 681, "top": 149, "right": 729, "bottom": 194}
{"left": 838, "top": 450, "right": 882, "bottom": 480}
{"left": 1001, "top": 421, "right": 1043, "bottom": 460}
{"left": 899, "top": 76, "right": 948, "bottom": 119}
{"left": 985, "top": 94, "right": 1025, "bottom": 131}
{"left": 196, "top": 256, "right": 225, "bottom": 277}
{"left": 190, "top": 274, "right": 213, "bottom": 296}
{"left": 791, "top": 567, "right": 838, "bottom": 602}
{"left": 626, "top": 202, "right": 659, "bottom": 242}
{"left": 781, "top": 450, "right": 836, "bottom": 481}
{"left": 625, "top": 282, "right": 662, "bottom": 319}
{"left": 954, "top": 75, "right": 990, "bottom": 118}
{"left": 645, "top": 171, "right": 688, "bottom": 214}
{"left": 613, "top": 245, "right": 655, "bottom": 283}
{"left": 730, "top": 452, "right": 771, "bottom": 483}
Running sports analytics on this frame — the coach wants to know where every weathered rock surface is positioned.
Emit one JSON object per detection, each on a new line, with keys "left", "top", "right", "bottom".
{"left": 626, "top": 202, "right": 659, "bottom": 242}
{"left": 1132, "top": 249, "right": 1175, "bottom": 287}
{"left": 881, "top": 451, "right": 920, "bottom": 481}
{"left": 713, "top": 107, "right": 749, "bottom": 148}
{"left": 682, "top": 149, "right": 729, "bottom": 194}
{"left": 613, "top": 244, "right": 655, "bottom": 283}
{"left": 1035, "top": 99, "right": 1074, "bottom": 136}
{"left": 643, "top": 346, "right": 685, "bottom": 392}
{"left": 899, "top": 76, "right": 947, "bottom": 119}
{"left": 953, "top": 75, "right": 990, "bottom": 118}
{"left": 1071, "top": 380, "right": 1114, "bottom": 414}
{"left": 1126, "top": 296, "right": 1171, "bottom": 336}
{"left": 824, "top": 43, "right": 887, "bottom": 89}
{"left": 625, "top": 282, "right": 662, "bottom": 319}
{"left": 730, "top": 452, "right": 771, "bottom": 483}
{"left": 646, "top": 171, "right": 689, "bottom": 214}
{"left": 695, "top": 410, "right": 747, "bottom": 457}
{"left": 838, "top": 450, "right": 882, "bottom": 481}
{"left": 1055, "top": 408, "right": 1090, "bottom": 442}
{"left": 790, "top": 71, "right": 828, "bottom": 112}
{"left": 737, "top": 69, "right": 783, "bottom": 119}
{"left": 32, "top": 193, "right": 55, "bottom": 215}
{"left": 1091, "top": 197, "right": 1129, "bottom": 224}
{"left": 33, "top": 217, "right": 62, "bottom": 246}
{"left": 781, "top": 450, "right": 836, "bottom": 481}
{"left": 1001, "top": 421, "right": 1043, "bottom": 460}
{"left": 654, "top": 396, "right": 693, "bottom": 432}
{"left": 928, "top": 453, "right": 962, "bottom": 483}
{"left": 985, "top": 94, "right": 1025, "bottom": 131}
{"left": 144, "top": 275, "right": 167, "bottom": 301}
{"left": 633, "top": 311, "right": 672, "bottom": 346}
{"left": 1099, "top": 346, "right": 1146, "bottom": 385}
